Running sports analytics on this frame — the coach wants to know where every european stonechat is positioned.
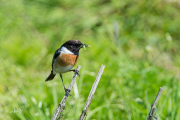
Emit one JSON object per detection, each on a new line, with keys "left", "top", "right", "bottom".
{"left": 45, "top": 40, "right": 90, "bottom": 94}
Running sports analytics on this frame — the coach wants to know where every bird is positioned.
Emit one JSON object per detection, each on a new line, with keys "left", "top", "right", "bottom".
{"left": 45, "top": 40, "right": 90, "bottom": 95}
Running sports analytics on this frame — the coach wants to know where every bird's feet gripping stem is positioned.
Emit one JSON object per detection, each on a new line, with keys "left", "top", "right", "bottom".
{"left": 64, "top": 87, "right": 71, "bottom": 96}
{"left": 60, "top": 73, "right": 72, "bottom": 96}
{"left": 70, "top": 69, "right": 80, "bottom": 77}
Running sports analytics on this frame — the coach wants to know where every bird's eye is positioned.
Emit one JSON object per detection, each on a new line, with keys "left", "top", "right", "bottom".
{"left": 73, "top": 44, "right": 76, "bottom": 46}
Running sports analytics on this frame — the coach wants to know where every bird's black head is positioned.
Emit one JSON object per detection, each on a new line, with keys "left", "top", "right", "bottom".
{"left": 61, "top": 40, "right": 84, "bottom": 55}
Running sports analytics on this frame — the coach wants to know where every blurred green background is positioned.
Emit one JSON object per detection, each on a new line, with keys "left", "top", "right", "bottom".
{"left": 0, "top": 0, "right": 180, "bottom": 119}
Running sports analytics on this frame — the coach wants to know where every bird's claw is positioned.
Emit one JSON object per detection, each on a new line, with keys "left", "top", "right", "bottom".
{"left": 64, "top": 87, "right": 71, "bottom": 96}
{"left": 70, "top": 69, "right": 80, "bottom": 77}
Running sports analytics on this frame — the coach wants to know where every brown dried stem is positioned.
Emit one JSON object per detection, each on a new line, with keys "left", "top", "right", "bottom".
{"left": 147, "top": 87, "right": 163, "bottom": 120}
{"left": 51, "top": 65, "right": 81, "bottom": 120}
{"left": 79, "top": 65, "right": 105, "bottom": 120}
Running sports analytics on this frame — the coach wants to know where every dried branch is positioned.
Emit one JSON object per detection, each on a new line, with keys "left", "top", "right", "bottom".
{"left": 51, "top": 65, "right": 81, "bottom": 120}
{"left": 147, "top": 87, "right": 163, "bottom": 120}
{"left": 79, "top": 65, "right": 105, "bottom": 120}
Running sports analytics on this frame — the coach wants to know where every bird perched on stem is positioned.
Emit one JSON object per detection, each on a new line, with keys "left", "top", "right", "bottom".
{"left": 45, "top": 40, "right": 90, "bottom": 95}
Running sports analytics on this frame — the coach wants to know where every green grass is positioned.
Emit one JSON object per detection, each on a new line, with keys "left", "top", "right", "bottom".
{"left": 0, "top": 0, "right": 180, "bottom": 119}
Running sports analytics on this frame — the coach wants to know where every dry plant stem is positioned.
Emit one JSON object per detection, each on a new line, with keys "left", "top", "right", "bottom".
{"left": 147, "top": 87, "right": 163, "bottom": 120}
{"left": 79, "top": 65, "right": 105, "bottom": 120}
{"left": 51, "top": 65, "right": 81, "bottom": 120}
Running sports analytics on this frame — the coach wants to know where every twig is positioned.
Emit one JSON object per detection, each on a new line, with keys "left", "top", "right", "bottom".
{"left": 51, "top": 65, "right": 81, "bottom": 120}
{"left": 147, "top": 87, "right": 163, "bottom": 120}
{"left": 79, "top": 65, "right": 105, "bottom": 120}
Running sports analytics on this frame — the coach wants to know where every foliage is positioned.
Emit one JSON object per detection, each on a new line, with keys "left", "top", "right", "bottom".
{"left": 0, "top": 0, "right": 180, "bottom": 119}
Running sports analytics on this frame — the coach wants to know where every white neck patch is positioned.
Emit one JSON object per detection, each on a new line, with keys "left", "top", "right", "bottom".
{"left": 61, "top": 46, "right": 74, "bottom": 55}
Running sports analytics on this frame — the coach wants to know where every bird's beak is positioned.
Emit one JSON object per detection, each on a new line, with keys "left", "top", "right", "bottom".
{"left": 81, "top": 44, "right": 91, "bottom": 50}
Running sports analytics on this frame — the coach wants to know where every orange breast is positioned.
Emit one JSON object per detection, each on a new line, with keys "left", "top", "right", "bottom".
{"left": 56, "top": 54, "right": 79, "bottom": 67}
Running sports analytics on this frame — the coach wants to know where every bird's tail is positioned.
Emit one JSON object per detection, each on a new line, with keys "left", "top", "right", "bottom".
{"left": 45, "top": 71, "right": 56, "bottom": 82}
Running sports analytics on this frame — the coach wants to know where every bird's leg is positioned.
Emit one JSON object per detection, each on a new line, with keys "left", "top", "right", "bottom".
{"left": 59, "top": 73, "right": 71, "bottom": 96}
{"left": 69, "top": 69, "right": 80, "bottom": 77}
